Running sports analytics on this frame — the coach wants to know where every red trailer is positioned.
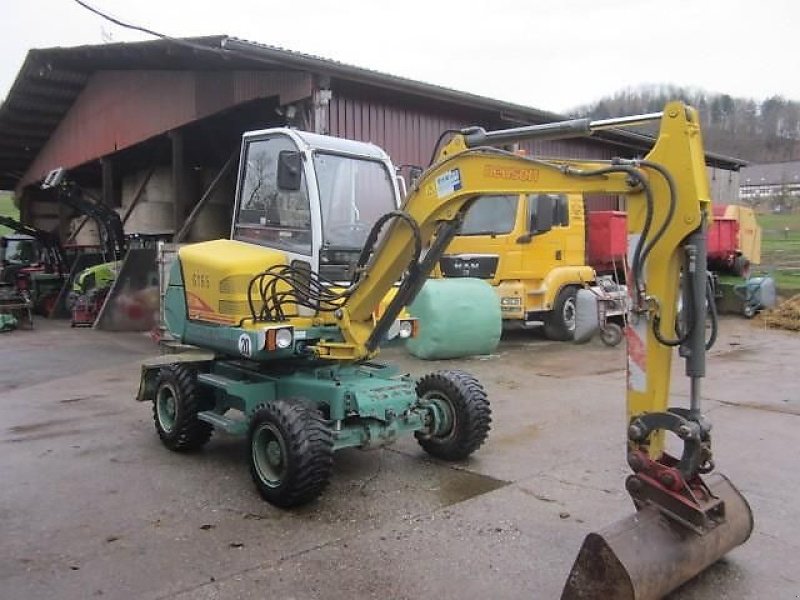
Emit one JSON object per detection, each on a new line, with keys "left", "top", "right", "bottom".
{"left": 587, "top": 208, "right": 749, "bottom": 278}
{"left": 586, "top": 210, "right": 627, "bottom": 275}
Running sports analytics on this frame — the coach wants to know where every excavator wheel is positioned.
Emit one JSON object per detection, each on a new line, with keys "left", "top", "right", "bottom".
{"left": 414, "top": 370, "right": 491, "bottom": 460}
{"left": 248, "top": 399, "right": 334, "bottom": 508}
{"left": 544, "top": 286, "right": 578, "bottom": 341}
{"left": 152, "top": 364, "right": 213, "bottom": 452}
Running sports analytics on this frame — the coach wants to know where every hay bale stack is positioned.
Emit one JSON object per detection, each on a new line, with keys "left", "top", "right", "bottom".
{"left": 763, "top": 294, "right": 800, "bottom": 331}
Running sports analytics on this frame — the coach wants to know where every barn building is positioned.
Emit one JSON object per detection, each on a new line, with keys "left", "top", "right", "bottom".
{"left": 0, "top": 35, "right": 744, "bottom": 245}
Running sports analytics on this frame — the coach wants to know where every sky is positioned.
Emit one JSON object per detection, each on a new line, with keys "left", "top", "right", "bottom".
{"left": 1, "top": 0, "right": 799, "bottom": 114}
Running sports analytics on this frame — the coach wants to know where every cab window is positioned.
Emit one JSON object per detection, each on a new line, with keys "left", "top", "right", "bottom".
{"left": 234, "top": 136, "right": 312, "bottom": 255}
{"left": 459, "top": 195, "right": 519, "bottom": 235}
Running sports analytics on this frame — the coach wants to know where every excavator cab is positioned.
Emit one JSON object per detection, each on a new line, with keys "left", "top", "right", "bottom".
{"left": 231, "top": 128, "right": 402, "bottom": 285}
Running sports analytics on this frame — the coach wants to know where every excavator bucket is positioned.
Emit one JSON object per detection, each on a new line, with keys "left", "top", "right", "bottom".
{"left": 561, "top": 473, "right": 753, "bottom": 600}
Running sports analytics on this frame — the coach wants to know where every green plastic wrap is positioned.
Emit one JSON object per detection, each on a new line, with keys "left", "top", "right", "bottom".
{"left": 406, "top": 278, "right": 501, "bottom": 360}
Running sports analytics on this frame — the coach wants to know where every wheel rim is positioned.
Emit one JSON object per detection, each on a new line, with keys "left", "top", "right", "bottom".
{"left": 422, "top": 391, "right": 456, "bottom": 439}
{"left": 252, "top": 423, "right": 288, "bottom": 488}
{"left": 563, "top": 296, "right": 577, "bottom": 331}
{"left": 156, "top": 383, "right": 178, "bottom": 433}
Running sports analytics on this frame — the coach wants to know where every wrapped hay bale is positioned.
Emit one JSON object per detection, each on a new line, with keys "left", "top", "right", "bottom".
{"left": 406, "top": 278, "right": 501, "bottom": 359}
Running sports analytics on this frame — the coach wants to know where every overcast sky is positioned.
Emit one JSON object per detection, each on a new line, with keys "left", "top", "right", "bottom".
{"left": 2, "top": 0, "right": 798, "bottom": 114}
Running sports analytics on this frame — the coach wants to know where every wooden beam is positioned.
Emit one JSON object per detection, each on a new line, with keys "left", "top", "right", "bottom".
{"left": 174, "top": 149, "right": 236, "bottom": 242}
{"left": 121, "top": 164, "right": 157, "bottom": 225}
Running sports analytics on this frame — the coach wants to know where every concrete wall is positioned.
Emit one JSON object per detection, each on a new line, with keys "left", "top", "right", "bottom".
{"left": 121, "top": 166, "right": 233, "bottom": 242}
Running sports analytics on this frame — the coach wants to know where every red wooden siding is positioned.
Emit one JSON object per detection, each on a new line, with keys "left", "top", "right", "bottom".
{"left": 21, "top": 70, "right": 313, "bottom": 187}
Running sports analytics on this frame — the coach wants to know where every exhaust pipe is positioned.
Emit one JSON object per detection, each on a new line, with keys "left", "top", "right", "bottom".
{"left": 561, "top": 473, "right": 753, "bottom": 600}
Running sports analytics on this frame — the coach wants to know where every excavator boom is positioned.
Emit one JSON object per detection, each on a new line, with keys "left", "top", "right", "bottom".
{"left": 313, "top": 101, "right": 752, "bottom": 598}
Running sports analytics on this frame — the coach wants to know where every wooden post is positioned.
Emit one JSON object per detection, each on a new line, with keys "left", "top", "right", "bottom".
{"left": 170, "top": 130, "right": 186, "bottom": 233}
{"left": 101, "top": 157, "right": 119, "bottom": 208}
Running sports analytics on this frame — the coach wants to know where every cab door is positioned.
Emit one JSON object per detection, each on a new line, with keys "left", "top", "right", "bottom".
{"left": 518, "top": 193, "right": 573, "bottom": 280}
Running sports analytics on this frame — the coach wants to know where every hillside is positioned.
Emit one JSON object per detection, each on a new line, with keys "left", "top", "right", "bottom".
{"left": 571, "top": 86, "right": 800, "bottom": 163}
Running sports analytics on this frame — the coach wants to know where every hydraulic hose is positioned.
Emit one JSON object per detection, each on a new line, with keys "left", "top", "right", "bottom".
{"left": 564, "top": 163, "right": 654, "bottom": 306}
{"left": 705, "top": 277, "right": 719, "bottom": 350}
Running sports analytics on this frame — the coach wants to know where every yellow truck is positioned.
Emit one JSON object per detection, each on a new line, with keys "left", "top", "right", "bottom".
{"left": 437, "top": 191, "right": 626, "bottom": 341}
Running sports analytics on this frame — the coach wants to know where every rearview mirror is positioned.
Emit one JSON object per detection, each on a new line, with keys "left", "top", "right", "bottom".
{"left": 573, "top": 288, "right": 600, "bottom": 344}
{"left": 277, "top": 150, "right": 302, "bottom": 191}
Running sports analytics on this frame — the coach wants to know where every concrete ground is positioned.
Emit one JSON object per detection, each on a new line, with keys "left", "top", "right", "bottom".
{"left": 0, "top": 317, "right": 798, "bottom": 599}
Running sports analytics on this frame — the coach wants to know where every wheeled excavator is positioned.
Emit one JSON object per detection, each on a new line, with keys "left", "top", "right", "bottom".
{"left": 136, "top": 102, "right": 752, "bottom": 598}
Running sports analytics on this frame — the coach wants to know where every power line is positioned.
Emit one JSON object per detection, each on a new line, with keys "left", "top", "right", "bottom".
{"left": 70, "top": 0, "right": 232, "bottom": 57}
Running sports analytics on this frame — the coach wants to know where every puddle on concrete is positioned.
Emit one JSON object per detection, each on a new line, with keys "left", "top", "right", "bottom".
{"left": 434, "top": 468, "right": 507, "bottom": 506}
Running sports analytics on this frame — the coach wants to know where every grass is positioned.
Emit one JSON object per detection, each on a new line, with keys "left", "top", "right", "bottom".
{"left": 0, "top": 192, "right": 19, "bottom": 236}
{"left": 754, "top": 210, "right": 800, "bottom": 294}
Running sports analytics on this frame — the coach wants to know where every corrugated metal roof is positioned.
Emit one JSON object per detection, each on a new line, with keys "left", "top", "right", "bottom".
{"left": 0, "top": 35, "right": 746, "bottom": 191}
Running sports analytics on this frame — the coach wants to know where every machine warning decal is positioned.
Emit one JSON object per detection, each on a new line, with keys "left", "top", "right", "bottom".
{"left": 238, "top": 333, "right": 253, "bottom": 358}
{"left": 436, "top": 168, "right": 462, "bottom": 198}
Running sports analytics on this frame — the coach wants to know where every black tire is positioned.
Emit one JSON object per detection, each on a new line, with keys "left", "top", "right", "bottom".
{"left": 544, "top": 286, "right": 578, "bottom": 341}
{"left": 742, "top": 304, "right": 757, "bottom": 319}
{"left": 600, "top": 322, "right": 624, "bottom": 347}
{"left": 248, "top": 400, "right": 334, "bottom": 508}
{"left": 152, "top": 364, "right": 213, "bottom": 452}
{"left": 414, "top": 370, "right": 491, "bottom": 461}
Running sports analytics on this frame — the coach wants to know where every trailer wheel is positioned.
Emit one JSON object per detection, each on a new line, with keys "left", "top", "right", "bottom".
{"left": 733, "top": 255, "right": 751, "bottom": 278}
{"left": 544, "top": 286, "right": 578, "bottom": 341}
{"left": 152, "top": 364, "right": 213, "bottom": 452}
{"left": 248, "top": 400, "right": 334, "bottom": 508}
{"left": 415, "top": 370, "right": 491, "bottom": 461}
{"left": 600, "top": 322, "right": 624, "bottom": 347}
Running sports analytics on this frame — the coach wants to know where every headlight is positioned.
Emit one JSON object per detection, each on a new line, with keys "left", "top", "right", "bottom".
{"left": 275, "top": 328, "right": 294, "bottom": 349}
{"left": 265, "top": 326, "right": 294, "bottom": 351}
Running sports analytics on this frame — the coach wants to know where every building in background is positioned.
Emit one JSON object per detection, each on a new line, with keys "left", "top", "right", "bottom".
{"left": 740, "top": 161, "right": 800, "bottom": 211}
{"left": 0, "top": 36, "right": 746, "bottom": 245}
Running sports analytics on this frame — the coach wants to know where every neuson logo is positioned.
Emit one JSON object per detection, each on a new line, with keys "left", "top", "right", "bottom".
{"left": 483, "top": 165, "right": 540, "bottom": 182}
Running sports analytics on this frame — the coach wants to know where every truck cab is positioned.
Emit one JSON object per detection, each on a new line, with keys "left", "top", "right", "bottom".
{"left": 440, "top": 192, "right": 594, "bottom": 339}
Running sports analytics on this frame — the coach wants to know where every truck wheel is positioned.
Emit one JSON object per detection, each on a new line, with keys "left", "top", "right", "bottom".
{"left": 248, "top": 400, "right": 334, "bottom": 508}
{"left": 415, "top": 370, "right": 491, "bottom": 461}
{"left": 544, "top": 286, "right": 578, "bottom": 341}
{"left": 600, "top": 322, "right": 624, "bottom": 347}
{"left": 152, "top": 364, "right": 213, "bottom": 452}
